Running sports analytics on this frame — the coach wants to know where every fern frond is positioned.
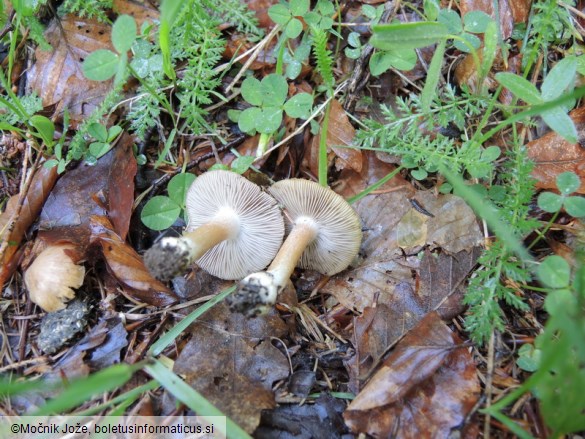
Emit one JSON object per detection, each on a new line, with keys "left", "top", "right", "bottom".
{"left": 312, "top": 29, "right": 335, "bottom": 91}
{"left": 59, "top": 0, "right": 112, "bottom": 22}
{"left": 201, "top": 0, "right": 263, "bottom": 37}
{"left": 173, "top": 2, "right": 224, "bottom": 133}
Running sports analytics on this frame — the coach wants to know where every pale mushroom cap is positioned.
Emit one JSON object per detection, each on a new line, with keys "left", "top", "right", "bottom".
{"left": 24, "top": 244, "right": 85, "bottom": 312}
{"left": 186, "top": 170, "right": 284, "bottom": 279}
{"left": 268, "top": 179, "right": 362, "bottom": 275}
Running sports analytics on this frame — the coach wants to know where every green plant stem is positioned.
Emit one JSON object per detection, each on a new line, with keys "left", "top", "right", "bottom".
{"left": 439, "top": 164, "right": 533, "bottom": 262}
{"left": 318, "top": 100, "right": 332, "bottom": 187}
{"left": 256, "top": 132, "right": 271, "bottom": 158}
{"left": 527, "top": 210, "right": 561, "bottom": 250}
{"left": 127, "top": 65, "right": 176, "bottom": 126}
{"left": 477, "top": 87, "right": 585, "bottom": 144}
{"left": 275, "top": 35, "right": 287, "bottom": 75}
{"left": 347, "top": 166, "right": 404, "bottom": 204}
{"left": 74, "top": 380, "right": 159, "bottom": 416}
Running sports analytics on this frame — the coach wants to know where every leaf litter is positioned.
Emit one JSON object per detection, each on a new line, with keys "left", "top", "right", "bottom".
{"left": 4, "top": 0, "right": 579, "bottom": 436}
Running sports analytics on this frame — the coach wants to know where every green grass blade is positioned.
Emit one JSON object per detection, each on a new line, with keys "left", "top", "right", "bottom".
{"left": 149, "top": 285, "right": 236, "bottom": 356}
{"left": 438, "top": 164, "right": 532, "bottom": 262}
{"left": 370, "top": 22, "right": 448, "bottom": 50}
{"left": 74, "top": 380, "right": 159, "bottom": 416}
{"left": 32, "top": 363, "right": 142, "bottom": 415}
{"left": 144, "top": 359, "right": 251, "bottom": 439}
{"left": 421, "top": 40, "right": 446, "bottom": 113}
{"left": 346, "top": 166, "right": 403, "bottom": 204}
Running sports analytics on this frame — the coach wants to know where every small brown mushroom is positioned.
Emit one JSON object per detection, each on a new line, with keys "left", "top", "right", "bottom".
{"left": 229, "top": 179, "right": 362, "bottom": 316}
{"left": 144, "top": 170, "right": 284, "bottom": 281}
{"left": 24, "top": 243, "right": 85, "bottom": 312}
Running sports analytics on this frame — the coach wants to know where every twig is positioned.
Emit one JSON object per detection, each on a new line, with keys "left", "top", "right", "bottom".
{"left": 0, "top": 141, "right": 38, "bottom": 262}
{"left": 224, "top": 25, "right": 281, "bottom": 94}
{"left": 258, "top": 80, "right": 348, "bottom": 161}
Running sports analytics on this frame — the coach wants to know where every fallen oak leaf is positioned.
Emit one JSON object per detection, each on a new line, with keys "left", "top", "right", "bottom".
{"left": 174, "top": 301, "right": 290, "bottom": 433}
{"left": 344, "top": 312, "right": 480, "bottom": 438}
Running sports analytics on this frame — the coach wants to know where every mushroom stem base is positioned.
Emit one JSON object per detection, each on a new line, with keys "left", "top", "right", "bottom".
{"left": 144, "top": 220, "right": 234, "bottom": 281}
{"left": 229, "top": 272, "right": 278, "bottom": 317}
{"left": 230, "top": 217, "right": 318, "bottom": 316}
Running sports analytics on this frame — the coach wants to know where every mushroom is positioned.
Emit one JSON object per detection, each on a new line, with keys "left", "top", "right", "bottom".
{"left": 229, "top": 179, "right": 362, "bottom": 316}
{"left": 144, "top": 170, "right": 284, "bottom": 281}
{"left": 24, "top": 243, "right": 85, "bottom": 312}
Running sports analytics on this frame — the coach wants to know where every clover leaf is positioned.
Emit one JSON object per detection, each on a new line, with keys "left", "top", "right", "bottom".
{"left": 537, "top": 171, "right": 585, "bottom": 217}
{"left": 237, "top": 73, "right": 313, "bottom": 136}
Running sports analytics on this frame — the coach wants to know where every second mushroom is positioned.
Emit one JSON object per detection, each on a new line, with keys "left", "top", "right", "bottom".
{"left": 144, "top": 170, "right": 285, "bottom": 281}
{"left": 229, "top": 179, "right": 362, "bottom": 316}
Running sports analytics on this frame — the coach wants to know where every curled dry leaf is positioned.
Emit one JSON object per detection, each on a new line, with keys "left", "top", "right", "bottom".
{"left": 24, "top": 243, "right": 85, "bottom": 312}
{"left": 27, "top": 15, "right": 114, "bottom": 126}
{"left": 90, "top": 216, "right": 177, "bottom": 307}
{"left": 174, "top": 302, "right": 290, "bottom": 433}
{"left": 344, "top": 312, "right": 480, "bottom": 438}
{"left": 527, "top": 107, "right": 585, "bottom": 194}
{"left": 0, "top": 164, "right": 58, "bottom": 285}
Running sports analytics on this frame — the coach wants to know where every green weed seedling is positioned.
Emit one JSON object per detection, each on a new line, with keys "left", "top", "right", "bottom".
{"left": 208, "top": 155, "right": 256, "bottom": 174}
{"left": 85, "top": 123, "right": 123, "bottom": 163}
{"left": 496, "top": 57, "right": 578, "bottom": 142}
{"left": 268, "top": 0, "right": 335, "bottom": 39}
{"left": 141, "top": 173, "right": 196, "bottom": 231}
{"left": 282, "top": 33, "right": 312, "bottom": 79}
{"left": 343, "top": 2, "right": 383, "bottom": 61}
{"left": 82, "top": 14, "right": 137, "bottom": 86}
{"left": 437, "top": 8, "right": 492, "bottom": 53}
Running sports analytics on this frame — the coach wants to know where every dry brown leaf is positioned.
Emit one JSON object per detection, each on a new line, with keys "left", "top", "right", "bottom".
{"left": 244, "top": 0, "right": 280, "bottom": 30}
{"left": 345, "top": 248, "right": 478, "bottom": 389}
{"left": 308, "top": 100, "right": 362, "bottom": 175}
{"left": 27, "top": 15, "right": 114, "bottom": 126}
{"left": 91, "top": 216, "right": 177, "bottom": 307}
{"left": 174, "top": 302, "right": 290, "bottom": 433}
{"left": 335, "top": 150, "right": 412, "bottom": 199}
{"left": 527, "top": 107, "right": 585, "bottom": 194}
{"left": 344, "top": 312, "right": 480, "bottom": 438}
{"left": 460, "top": 0, "right": 531, "bottom": 39}
{"left": 419, "top": 248, "right": 482, "bottom": 321}
{"left": 323, "top": 189, "right": 482, "bottom": 312}
{"left": 0, "top": 164, "right": 58, "bottom": 285}
{"left": 112, "top": 0, "right": 159, "bottom": 28}
{"left": 38, "top": 135, "right": 137, "bottom": 247}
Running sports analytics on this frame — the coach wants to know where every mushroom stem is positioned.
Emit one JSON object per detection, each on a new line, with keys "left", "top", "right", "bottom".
{"left": 266, "top": 217, "right": 319, "bottom": 289}
{"left": 229, "top": 217, "right": 318, "bottom": 316}
{"left": 182, "top": 218, "right": 238, "bottom": 260}
{"left": 144, "top": 210, "right": 240, "bottom": 281}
